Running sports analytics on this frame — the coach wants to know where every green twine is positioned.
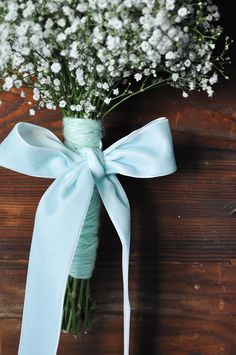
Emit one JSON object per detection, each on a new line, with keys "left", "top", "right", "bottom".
{"left": 63, "top": 117, "right": 102, "bottom": 279}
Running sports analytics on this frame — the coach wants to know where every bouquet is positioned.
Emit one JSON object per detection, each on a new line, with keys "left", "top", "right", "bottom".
{"left": 0, "top": 0, "right": 230, "bottom": 354}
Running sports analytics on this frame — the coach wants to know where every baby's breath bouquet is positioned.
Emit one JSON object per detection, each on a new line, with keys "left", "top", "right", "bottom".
{"left": 0, "top": 0, "right": 230, "bottom": 338}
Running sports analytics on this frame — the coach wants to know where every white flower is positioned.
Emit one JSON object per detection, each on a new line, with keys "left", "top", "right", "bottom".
{"left": 29, "top": 109, "right": 36, "bottom": 116}
{"left": 104, "top": 97, "right": 111, "bottom": 104}
{"left": 46, "top": 102, "right": 53, "bottom": 110}
{"left": 76, "top": 68, "right": 85, "bottom": 86}
{"left": 113, "top": 88, "right": 119, "bottom": 95}
{"left": 108, "top": 18, "right": 123, "bottom": 30}
{"left": 51, "top": 62, "right": 61, "bottom": 73}
{"left": 76, "top": 4, "right": 88, "bottom": 12}
{"left": 23, "top": 1, "right": 35, "bottom": 18}
{"left": 59, "top": 100, "right": 67, "bottom": 108}
{"left": 54, "top": 79, "right": 60, "bottom": 87}
{"left": 141, "top": 41, "right": 150, "bottom": 52}
{"left": 97, "top": 0, "right": 107, "bottom": 10}
{"left": 102, "top": 82, "right": 109, "bottom": 90}
{"left": 45, "top": 18, "right": 54, "bottom": 30}
{"left": 106, "top": 35, "right": 120, "bottom": 50}
{"left": 75, "top": 104, "right": 82, "bottom": 111}
{"left": 15, "top": 80, "right": 22, "bottom": 88}
{"left": 178, "top": 7, "right": 188, "bottom": 18}
{"left": 57, "top": 19, "right": 66, "bottom": 27}
{"left": 209, "top": 73, "right": 218, "bottom": 85}
{"left": 33, "top": 88, "right": 40, "bottom": 101}
{"left": 184, "top": 59, "right": 191, "bottom": 67}
{"left": 166, "top": 0, "right": 175, "bottom": 11}
{"left": 182, "top": 91, "right": 189, "bottom": 98}
{"left": 165, "top": 51, "right": 177, "bottom": 60}
{"left": 172, "top": 73, "right": 179, "bottom": 82}
{"left": 96, "top": 64, "right": 104, "bottom": 73}
{"left": 134, "top": 73, "right": 142, "bottom": 82}
{"left": 207, "top": 86, "right": 214, "bottom": 97}
{"left": 57, "top": 33, "right": 66, "bottom": 42}
{"left": 3, "top": 77, "right": 13, "bottom": 90}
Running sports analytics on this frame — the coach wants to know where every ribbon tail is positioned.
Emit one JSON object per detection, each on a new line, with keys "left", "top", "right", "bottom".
{"left": 97, "top": 175, "right": 131, "bottom": 355}
{"left": 18, "top": 165, "right": 94, "bottom": 355}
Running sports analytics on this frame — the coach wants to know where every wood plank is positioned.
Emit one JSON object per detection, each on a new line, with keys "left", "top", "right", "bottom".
{"left": 0, "top": 148, "right": 235, "bottom": 268}
{"left": 2, "top": 263, "right": 236, "bottom": 354}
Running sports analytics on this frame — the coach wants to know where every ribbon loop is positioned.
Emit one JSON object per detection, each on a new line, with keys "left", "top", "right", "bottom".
{"left": 82, "top": 147, "right": 106, "bottom": 182}
{"left": 0, "top": 117, "right": 177, "bottom": 355}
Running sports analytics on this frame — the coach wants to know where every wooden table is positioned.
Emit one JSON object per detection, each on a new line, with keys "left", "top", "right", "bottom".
{"left": 0, "top": 69, "right": 236, "bottom": 355}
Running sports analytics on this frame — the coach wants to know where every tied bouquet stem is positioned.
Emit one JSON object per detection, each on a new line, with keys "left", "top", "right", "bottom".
{"left": 62, "top": 277, "right": 93, "bottom": 335}
{"left": 0, "top": 0, "right": 230, "bottom": 339}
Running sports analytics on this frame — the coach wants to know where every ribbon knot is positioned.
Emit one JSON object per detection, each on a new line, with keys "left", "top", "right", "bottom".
{"left": 0, "top": 117, "right": 176, "bottom": 355}
{"left": 81, "top": 147, "right": 106, "bottom": 182}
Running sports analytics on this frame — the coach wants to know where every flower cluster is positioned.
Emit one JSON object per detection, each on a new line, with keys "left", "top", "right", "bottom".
{"left": 0, "top": 0, "right": 230, "bottom": 118}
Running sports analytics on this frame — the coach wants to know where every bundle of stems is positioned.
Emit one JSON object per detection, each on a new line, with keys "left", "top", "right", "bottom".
{"left": 62, "top": 277, "right": 94, "bottom": 335}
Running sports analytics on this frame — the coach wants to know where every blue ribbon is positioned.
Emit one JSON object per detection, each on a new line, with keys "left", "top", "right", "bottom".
{"left": 0, "top": 117, "right": 176, "bottom": 355}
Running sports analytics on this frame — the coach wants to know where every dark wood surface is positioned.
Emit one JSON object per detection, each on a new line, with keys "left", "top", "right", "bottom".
{"left": 1, "top": 2, "right": 236, "bottom": 353}
{"left": 1, "top": 74, "right": 236, "bottom": 355}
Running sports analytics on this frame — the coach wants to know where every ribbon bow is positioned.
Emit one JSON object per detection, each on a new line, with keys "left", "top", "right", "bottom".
{"left": 0, "top": 117, "right": 176, "bottom": 355}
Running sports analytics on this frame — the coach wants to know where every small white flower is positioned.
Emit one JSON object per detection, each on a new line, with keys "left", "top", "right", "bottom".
{"left": 97, "top": 82, "right": 103, "bottom": 89}
{"left": 59, "top": 100, "right": 67, "bottom": 108}
{"left": 172, "top": 73, "right": 179, "bottom": 82}
{"left": 166, "top": 0, "right": 175, "bottom": 11}
{"left": 15, "top": 80, "right": 22, "bottom": 88}
{"left": 104, "top": 97, "right": 111, "bottom": 105}
{"left": 46, "top": 102, "right": 53, "bottom": 110}
{"left": 20, "top": 91, "right": 26, "bottom": 98}
{"left": 134, "top": 73, "right": 142, "bottom": 82}
{"left": 207, "top": 86, "right": 214, "bottom": 97}
{"left": 75, "top": 104, "right": 82, "bottom": 112}
{"left": 165, "top": 51, "right": 177, "bottom": 60}
{"left": 51, "top": 62, "right": 61, "bottom": 73}
{"left": 33, "top": 88, "right": 40, "bottom": 101}
{"left": 57, "top": 19, "right": 66, "bottom": 27}
{"left": 96, "top": 64, "right": 104, "bottom": 73}
{"left": 54, "top": 79, "right": 60, "bottom": 87}
{"left": 106, "top": 35, "right": 120, "bottom": 50}
{"left": 182, "top": 91, "right": 189, "bottom": 98}
{"left": 45, "top": 18, "right": 54, "bottom": 30}
{"left": 113, "top": 88, "right": 119, "bottom": 96}
{"left": 76, "top": 3, "right": 88, "bottom": 12}
{"left": 141, "top": 41, "right": 150, "bottom": 52}
{"left": 184, "top": 59, "right": 191, "bottom": 67}
{"left": 29, "top": 109, "right": 35, "bottom": 116}
{"left": 102, "top": 82, "right": 109, "bottom": 90}
{"left": 209, "top": 73, "right": 218, "bottom": 85}
{"left": 3, "top": 77, "right": 13, "bottom": 90}
{"left": 57, "top": 33, "right": 66, "bottom": 42}
{"left": 178, "top": 7, "right": 188, "bottom": 18}
{"left": 108, "top": 18, "right": 123, "bottom": 30}
{"left": 97, "top": 0, "right": 107, "bottom": 9}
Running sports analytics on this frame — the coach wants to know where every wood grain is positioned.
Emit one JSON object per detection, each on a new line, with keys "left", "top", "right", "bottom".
{"left": 1, "top": 82, "right": 236, "bottom": 354}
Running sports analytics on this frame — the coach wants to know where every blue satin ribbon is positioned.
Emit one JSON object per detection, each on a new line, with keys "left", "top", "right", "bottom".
{"left": 0, "top": 117, "right": 176, "bottom": 355}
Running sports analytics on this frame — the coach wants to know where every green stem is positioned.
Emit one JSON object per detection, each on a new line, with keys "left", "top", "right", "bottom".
{"left": 101, "top": 78, "right": 170, "bottom": 118}
{"left": 61, "top": 276, "right": 94, "bottom": 336}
